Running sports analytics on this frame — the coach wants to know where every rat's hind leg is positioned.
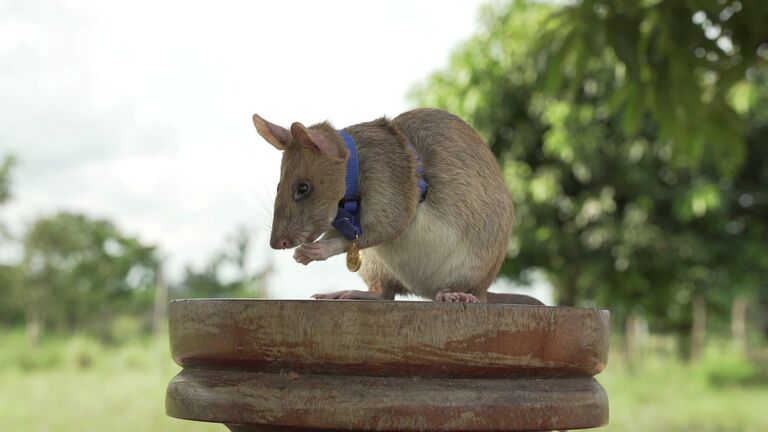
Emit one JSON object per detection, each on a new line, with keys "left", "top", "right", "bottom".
{"left": 312, "top": 254, "right": 407, "bottom": 301}
{"left": 360, "top": 256, "right": 408, "bottom": 299}
{"left": 434, "top": 281, "right": 491, "bottom": 303}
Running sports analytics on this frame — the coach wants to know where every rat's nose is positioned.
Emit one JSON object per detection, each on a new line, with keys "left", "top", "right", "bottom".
{"left": 270, "top": 237, "right": 291, "bottom": 250}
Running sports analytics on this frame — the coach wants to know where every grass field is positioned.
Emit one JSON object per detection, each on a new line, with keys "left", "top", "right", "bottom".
{"left": 1, "top": 330, "right": 767, "bottom": 431}
{"left": 599, "top": 346, "right": 768, "bottom": 431}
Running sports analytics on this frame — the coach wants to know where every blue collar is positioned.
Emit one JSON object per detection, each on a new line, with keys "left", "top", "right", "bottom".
{"left": 331, "top": 131, "right": 362, "bottom": 240}
{"left": 331, "top": 130, "right": 428, "bottom": 241}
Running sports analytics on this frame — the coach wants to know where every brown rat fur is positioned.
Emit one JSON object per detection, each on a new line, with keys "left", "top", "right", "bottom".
{"left": 253, "top": 109, "right": 542, "bottom": 305}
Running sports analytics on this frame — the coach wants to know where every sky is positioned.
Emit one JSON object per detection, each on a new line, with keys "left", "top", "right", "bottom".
{"left": 1, "top": 0, "right": 551, "bottom": 303}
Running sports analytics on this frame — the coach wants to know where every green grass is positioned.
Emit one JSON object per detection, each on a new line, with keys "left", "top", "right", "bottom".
{"left": 601, "top": 348, "right": 768, "bottom": 431}
{"left": 0, "top": 331, "right": 219, "bottom": 432}
{"left": 1, "top": 330, "right": 767, "bottom": 431}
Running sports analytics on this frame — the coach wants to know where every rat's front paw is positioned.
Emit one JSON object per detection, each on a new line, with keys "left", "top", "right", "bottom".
{"left": 293, "top": 239, "right": 345, "bottom": 265}
{"left": 293, "top": 244, "right": 319, "bottom": 265}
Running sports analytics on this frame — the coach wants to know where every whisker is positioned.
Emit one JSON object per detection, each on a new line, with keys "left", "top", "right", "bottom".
{"left": 244, "top": 178, "right": 275, "bottom": 216}
{"left": 253, "top": 218, "right": 272, "bottom": 232}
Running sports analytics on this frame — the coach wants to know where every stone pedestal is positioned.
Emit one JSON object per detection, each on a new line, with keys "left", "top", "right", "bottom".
{"left": 166, "top": 299, "right": 609, "bottom": 431}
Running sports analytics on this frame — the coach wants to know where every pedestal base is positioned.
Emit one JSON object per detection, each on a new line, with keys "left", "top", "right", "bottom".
{"left": 165, "top": 300, "right": 610, "bottom": 431}
{"left": 168, "top": 369, "right": 607, "bottom": 431}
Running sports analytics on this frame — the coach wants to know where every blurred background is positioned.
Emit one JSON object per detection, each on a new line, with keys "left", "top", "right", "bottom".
{"left": 1, "top": 0, "right": 767, "bottom": 430}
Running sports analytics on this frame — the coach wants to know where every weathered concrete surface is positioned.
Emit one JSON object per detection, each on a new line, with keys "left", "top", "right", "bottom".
{"left": 166, "top": 299, "right": 610, "bottom": 431}
{"left": 167, "top": 369, "right": 608, "bottom": 431}
{"left": 169, "top": 299, "right": 609, "bottom": 378}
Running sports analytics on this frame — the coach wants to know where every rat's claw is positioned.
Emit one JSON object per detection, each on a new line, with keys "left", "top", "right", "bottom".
{"left": 293, "top": 248, "right": 312, "bottom": 265}
{"left": 435, "top": 292, "right": 479, "bottom": 303}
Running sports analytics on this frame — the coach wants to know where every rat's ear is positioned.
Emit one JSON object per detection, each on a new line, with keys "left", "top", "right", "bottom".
{"left": 252, "top": 114, "right": 291, "bottom": 150}
{"left": 290, "top": 122, "right": 343, "bottom": 159}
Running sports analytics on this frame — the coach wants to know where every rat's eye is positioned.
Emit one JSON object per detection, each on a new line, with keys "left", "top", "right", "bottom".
{"left": 294, "top": 181, "right": 311, "bottom": 200}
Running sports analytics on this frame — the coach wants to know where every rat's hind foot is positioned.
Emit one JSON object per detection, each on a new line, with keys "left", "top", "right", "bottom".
{"left": 312, "top": 290, "right": 383, "bottom": 300}
{"left": 435, "top": 292, "right": 479, "bottom": 303}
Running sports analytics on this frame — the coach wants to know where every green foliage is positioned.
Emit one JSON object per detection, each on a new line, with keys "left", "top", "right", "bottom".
{"left": 414, "top": 0, "right": 768, "bottom": 332}
{"left": 0, "top": 154, "right": 23, "bottom": 325}
{"left": 21, "top": 212, "right": 159, "bottom": 337}
{"left": 174, "top": 226, "right": 267, "bottom": 299}
{"left": 538, "top": 0, "right": 768, "bottom": 171}
{"left": 0, "top": 264, "right": 23, "bottom": 325}
{"left": 0, "top": 153, "right": 14, "bottom": 205}
{"left": 0, "top": 153, "right": 16, "bottom": 240}
{"left": 694, "top": 345, "right": 768, "bottom": 388}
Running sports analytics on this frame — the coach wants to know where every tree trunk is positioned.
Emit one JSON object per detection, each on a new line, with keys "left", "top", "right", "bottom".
{"left": 152, "top": 263, "right": 168, "bottom": 335}
{"left": 624, "top": 313, "right": 646, "bottom": 369}
{"left": 731, "top": 296, "right": 748, "bottom": 354}
{"left": 559, "top": 270, "right": 579, "bottom": 307}
{"left": 25, "top": 284, "right": 45, "bottom": 345}
{"left": 691, "top": 294, "right": 707, "bottom": 360}
{"left": 25, "top": 300, "right": 44, "bottom": 345}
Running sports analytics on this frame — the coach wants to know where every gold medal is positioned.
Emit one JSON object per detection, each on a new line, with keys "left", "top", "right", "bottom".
{"left": 346, "top": 237, "right": 362, "bottom": 272}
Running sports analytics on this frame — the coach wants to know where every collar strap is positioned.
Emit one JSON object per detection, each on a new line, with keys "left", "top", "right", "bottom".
{"left": 331, "top": 130, "right": 362, "bottom": 240}
{"left": 331, "top": 130, "right": 429, "bottom": 241}
{"left": 408, "top": 140, "right": 429, "bottom": 203}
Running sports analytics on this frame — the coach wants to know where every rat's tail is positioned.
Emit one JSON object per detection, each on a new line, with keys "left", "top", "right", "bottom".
{"left": 486, "top": 292, "right": 544, "bottom": 305}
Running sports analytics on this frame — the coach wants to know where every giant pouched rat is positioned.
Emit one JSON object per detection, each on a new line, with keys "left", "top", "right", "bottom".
{"left": 253, "top": 108, "right": 542, "bottom": 304}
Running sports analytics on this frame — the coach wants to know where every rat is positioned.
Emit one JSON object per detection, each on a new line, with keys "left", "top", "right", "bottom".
{"left": 253, "top": 108, "right": 542, "bottom": 305}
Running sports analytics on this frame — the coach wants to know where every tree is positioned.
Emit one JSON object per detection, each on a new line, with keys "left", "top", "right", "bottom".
{"left": 414, "top": 0, "right": 768, "bottom": 341}
{"left": 0, "top": 263, "right": 22, "bottom": 326}
{"left": 0, "top": 154, "right": 14, "bottom": 203}
{"left": 726, "top": 73, "right": 768, "bottom": 344}
{"left": 0, "top": 154, "right": 22, "bottom": 325}
{"left": 0, "top": 153, "right": 16, "bottom": 240}
{"left": 21, "top": 212, "right": 159, "bottom": 341}
{"left": 174, "top": 226, "right": 269, "bottom": 299}
{"left": 538, "top": 0, "right": 768, "bottom": 171}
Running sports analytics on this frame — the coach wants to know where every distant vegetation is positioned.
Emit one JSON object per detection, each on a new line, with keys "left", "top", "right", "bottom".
{"left": 414, "top": 0, "right": 768, "bottom": 358}
{"left": 1, "top": 330, "right": 766, "bottom": 431}
{"left": 0, "top": 153, "right": 268, "bottom": 344}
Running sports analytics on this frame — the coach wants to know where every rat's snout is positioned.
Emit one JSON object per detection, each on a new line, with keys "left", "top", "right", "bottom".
{"left": 269, "top": 228, "right": 294, "bottom": 249}
{"left": 270, "top": 235, "right": 292, "bottom": 250}
{"left": 270, "top": 207, "right": 299, "bottom": 249}
{"left": 270, "top": 224, "right": 300, "bottom": 249}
